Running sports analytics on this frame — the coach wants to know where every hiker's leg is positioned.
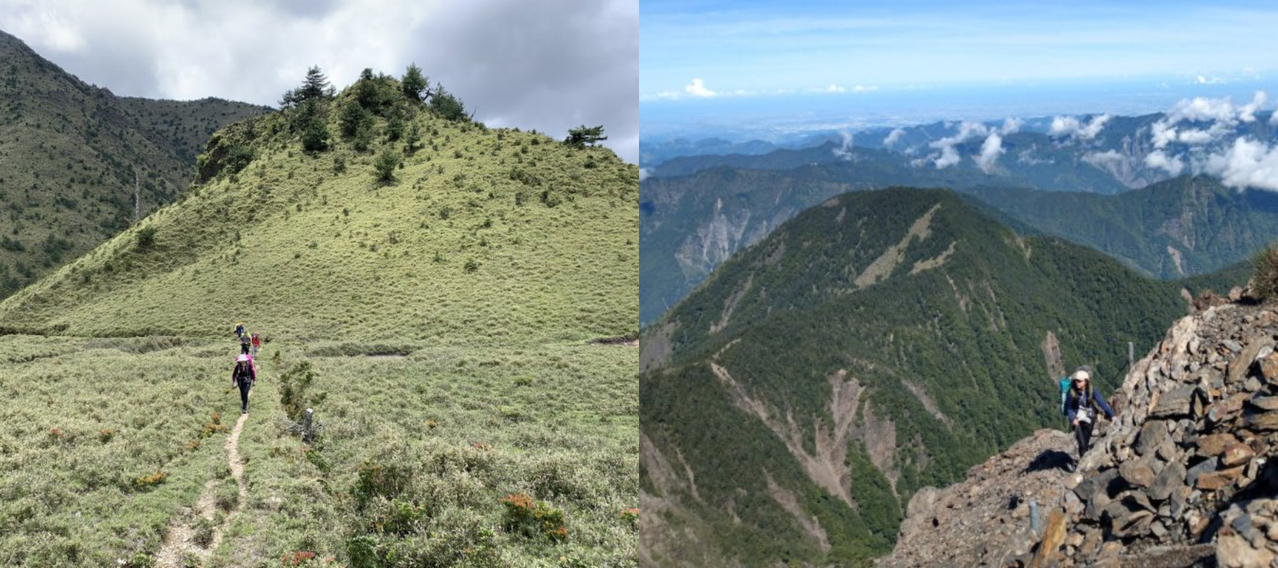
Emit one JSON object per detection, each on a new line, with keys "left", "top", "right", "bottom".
{"left": 1080, "top": 421, "right": 1094, "bottom": 455}
{"left": 240, "top": 383, "right": 250, "bottom": 412}
{"left": 1074, "top": 424, "right": 1086, "bottom": 458}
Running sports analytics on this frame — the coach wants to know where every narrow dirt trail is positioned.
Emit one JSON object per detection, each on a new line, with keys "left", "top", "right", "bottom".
{"left": 155, "top": 413, "right": 248, "bottom": 567}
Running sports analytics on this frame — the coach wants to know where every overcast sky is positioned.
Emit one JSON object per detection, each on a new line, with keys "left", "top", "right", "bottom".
{"left": 0, "top": 0, "right": 637, "bottom": 162}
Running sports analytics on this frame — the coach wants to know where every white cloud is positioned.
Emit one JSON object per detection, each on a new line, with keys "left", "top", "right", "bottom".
{"left": 1145, "top": 150, "right": 1185, "bottom": 176}
{"left": 833, "top": 130, "right": 854, "bottom": 160}
{"left": 1202, "top": 137, "right": 1278, "bottom": 192}
{"left": 1239, "top": 91, "right": 1268, "bottom": 123}
{"left": 1151, "top": 120, "right": 1177, "bottom": 149}
{"left": 1082, "top": 149, "right": 1125, "bottom": 168}
{"left": 973, "top": 132, "right": 1004, "bottom": 173}
{"left": 927, "top": 121, "right": 987, "bottom": 169}
{"left": 1049, "top": 114, "right": 1110, "bottom": 140}
{"left": 999, "top": 117, "right": 1024, "bottom": 135}
{"left": 824, "top": 83, "right": 846, "bottom": 93}
{"left": 685, "top": 78, "right": 716, "bottom": 98}
{"left": 883, "top": 127, "right": 905, "bottom": 147}
{"left": 1176, "top": 128, "right": 1215, "bottom": 144}
{"left": 1167, "top": 96, "right": 1237, "bottom": 123}
{"left": 851, "top": 84, "right": 878, "bottom": 92}
{"left": 1195, "top": 75, "right": 1225, "bottom": 85}
{"left": 933, "top": 145, "right": 961, "bottom": 168}
{"left": 638, "top": 167, "right": 651, "bottom": 181}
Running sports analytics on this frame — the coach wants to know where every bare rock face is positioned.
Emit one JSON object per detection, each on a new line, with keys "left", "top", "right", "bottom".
{"left": 877, "top": 429, "right": 1075, "bottom": 567}
{"left": 881, "top": 302, "right": 1278, "bottom": 567}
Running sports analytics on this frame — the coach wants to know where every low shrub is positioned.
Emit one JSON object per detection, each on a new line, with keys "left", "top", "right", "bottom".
{"left": 501, "top": 492, "right": 567, "bottom": 543}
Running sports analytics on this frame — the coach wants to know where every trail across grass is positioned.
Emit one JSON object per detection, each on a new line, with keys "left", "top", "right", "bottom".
{"left": 0, "top": 335, "right": 638, "bottom": 566}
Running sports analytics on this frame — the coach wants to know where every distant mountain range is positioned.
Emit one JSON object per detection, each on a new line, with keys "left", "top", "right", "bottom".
{"left": 641, "top": 162, "right": 1278, "bottom": 325}
{"left": 0, "top": 30, "right": 269, "bottom": 298}
{"left": 642, "top": 107, "right": 1278, "bottom": 196}
{"left": 640, "top": 188, "right": 1246, "bottom": 566}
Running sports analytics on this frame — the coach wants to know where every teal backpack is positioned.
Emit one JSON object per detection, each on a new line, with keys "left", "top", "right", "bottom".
{"left": 1058, "top": 377, "right": 1072, "bottom": 416}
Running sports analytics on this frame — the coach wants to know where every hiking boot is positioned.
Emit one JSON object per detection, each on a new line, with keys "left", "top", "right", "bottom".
{"left": 242, "top": 409, "right": 248, "bottom": 415}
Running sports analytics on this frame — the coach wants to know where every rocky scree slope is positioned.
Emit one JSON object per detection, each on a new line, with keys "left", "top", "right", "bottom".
{"left": 882, "top": 294, "right": 1278, "bottom": 567}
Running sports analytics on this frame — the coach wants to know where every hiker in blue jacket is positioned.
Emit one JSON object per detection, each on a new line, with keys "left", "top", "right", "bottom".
{"left": 1066, "top": 368, "right": 1115, "bottom": 470}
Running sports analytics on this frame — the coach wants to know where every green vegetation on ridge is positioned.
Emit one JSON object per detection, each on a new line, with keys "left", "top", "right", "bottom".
{"left": 640, "top": 188, "right": 1246, "bottom": 566}
{"left": 0, "top": 30, "right": 269, "bottom": 299}
{"left": 0, "top": 62, "right": 638, "bottom": 567}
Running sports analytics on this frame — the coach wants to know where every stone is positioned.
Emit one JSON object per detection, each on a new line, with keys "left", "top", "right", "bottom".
{"left": 1245, "top": 410, "right": 1278, "bottom": 431}
{"left": 1028, "top": 508, "right": 1066, "bottom": 568}
{"left": 1135, "top": 419, "right": 1168, "bottom": 456}
{"left": 1222, "top": 443, "right": 1256, "bottom": 467}
{"left": 1206, "top": 394, "right": 1248, "bottom": 426}
{"left": 1063, "top": 473, "right": 1083, "bottom": 491}
{"left": 1249, "top": 396, "right": 1278, "bottom": 412}
{"left": 1228, "top": 338, "right": 1267, "bottom": 384}
{"left": 1079, "top": 528, "right": 1102, "bottom": 558}
{"left": 1156, "top": 437, "right": 1181, "bottom": 463}
{"left": 1197, "top": 433, "right": 1240, "bottom": 456}
{"left": 1260, "top": 352, "right": 1278, "bottom": 385}
{"left": 1149, "top": 460, "right": 1187, "bottom": 502}
{"left": 1063, "top": 490, "right": 1084, "bottom": 517}
{"left": 1119, "top": 458, "right": 1157, "bottom": 489}
{"left": 1187, "top": 457, "right": 1220, "bottom": 487}
{"left": 1224, "top": 339, "right": 1243, "bottom": 353}
{"left": 1151, "top": 386, "right": 1198, "bottom": 418}
{"left": 1111, "top": 509, "right": 1155, "bottom": 538}
{"left": 1246, "top": 376, "right": 1263, "bottom": 392}
{"left": 1122, "top": 490, "right": 1155, "bottom": 512}
{"left": 1196, "top": 465, "right": 1245, "bottom": 491}
{"left": 1065, "top": 532, "right": 1083, "bottom": 548}
{"left": 1218, "top": 532, "right": 1276, "bottom": 568}
{"left": 1150, "top": 520, "right": 1168, "bottom": 538}
{"left": 1074, "top": 468, "right": 1118, "bottom": 505}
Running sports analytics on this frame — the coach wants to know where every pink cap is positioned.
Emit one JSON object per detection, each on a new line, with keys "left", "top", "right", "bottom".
{"left": 237, "top": 354, "right": 249, "bottom": 362}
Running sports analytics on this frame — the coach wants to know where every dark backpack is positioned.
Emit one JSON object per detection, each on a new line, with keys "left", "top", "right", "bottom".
{"left": 234, "top": 363, "right": 253, "bottom": 385}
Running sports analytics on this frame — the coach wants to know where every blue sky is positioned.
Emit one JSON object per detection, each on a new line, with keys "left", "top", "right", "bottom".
{"left": 642, "top": 0, "right": 1278, "bottom": 137}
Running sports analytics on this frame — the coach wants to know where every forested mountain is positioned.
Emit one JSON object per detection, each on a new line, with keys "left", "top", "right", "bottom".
{"left": 640, "top": 188, "right": 1245, "bottom": 566}
{"left": 0, "top": 30, "right": 269, "bottom": 298}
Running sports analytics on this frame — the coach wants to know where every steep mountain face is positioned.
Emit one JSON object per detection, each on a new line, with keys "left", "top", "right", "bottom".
{"left": 0, "top": 74, "right": 637, "bottom": 343}
{"left": 0, "top": 30, "right": 270, "bottom": 298}
{"left": 881, "top": 295, "right": 1278, "bottom": 567}
{"left": 639, "top": 188, "right": 1242, "bottom": 566}
{"left": 641, "top": 169, "right": 1276, "bottom": 324}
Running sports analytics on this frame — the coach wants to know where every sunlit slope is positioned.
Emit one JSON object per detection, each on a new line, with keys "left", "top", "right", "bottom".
{"left": 0, "top": 93, "right": 637, "bottom": 344}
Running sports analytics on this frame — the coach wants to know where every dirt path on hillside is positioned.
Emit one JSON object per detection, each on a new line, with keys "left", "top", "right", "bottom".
{"left": 155, "top": 413, "right": 248, "bottom": 567}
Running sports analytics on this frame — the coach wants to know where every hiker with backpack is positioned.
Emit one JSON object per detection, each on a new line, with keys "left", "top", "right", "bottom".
{"left": 232, "top": 354, "right": 256, "bottom": 414}
{"left": 239, "top": 330, "right": 251, "bottom": 355}
{"left": 251, "top": 332, "right": 261, "bottom": 357}
{"left": 235, "top": 322, "right": 245, "bottom": 339}
{"left": 1064, "top": 368, "right": 1114, "bottom": 471}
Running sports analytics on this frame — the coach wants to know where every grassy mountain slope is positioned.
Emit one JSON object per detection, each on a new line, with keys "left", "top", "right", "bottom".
{"left": 639, "top": 188, "right": 1244, "bottom": 566}
{"left": 0, "top": 30, "right": 269, "bottom": 298}
{"left": 0, "top": 70, "right": 638, "bottom": 566}
{"left": 0, "top": 84, "right": 636, "bottom": 343}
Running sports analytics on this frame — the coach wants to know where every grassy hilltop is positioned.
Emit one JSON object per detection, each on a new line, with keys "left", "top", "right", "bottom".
{"left": 0, "top": 66, "right": 638, "bottom": 567}
{"left": 0, "top": 69, "right": 637, "bottom": 343}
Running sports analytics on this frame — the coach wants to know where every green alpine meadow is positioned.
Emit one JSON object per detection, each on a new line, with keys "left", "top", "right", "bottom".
{"left": 0, "top": 58, "right": 638, "bottom": 567}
